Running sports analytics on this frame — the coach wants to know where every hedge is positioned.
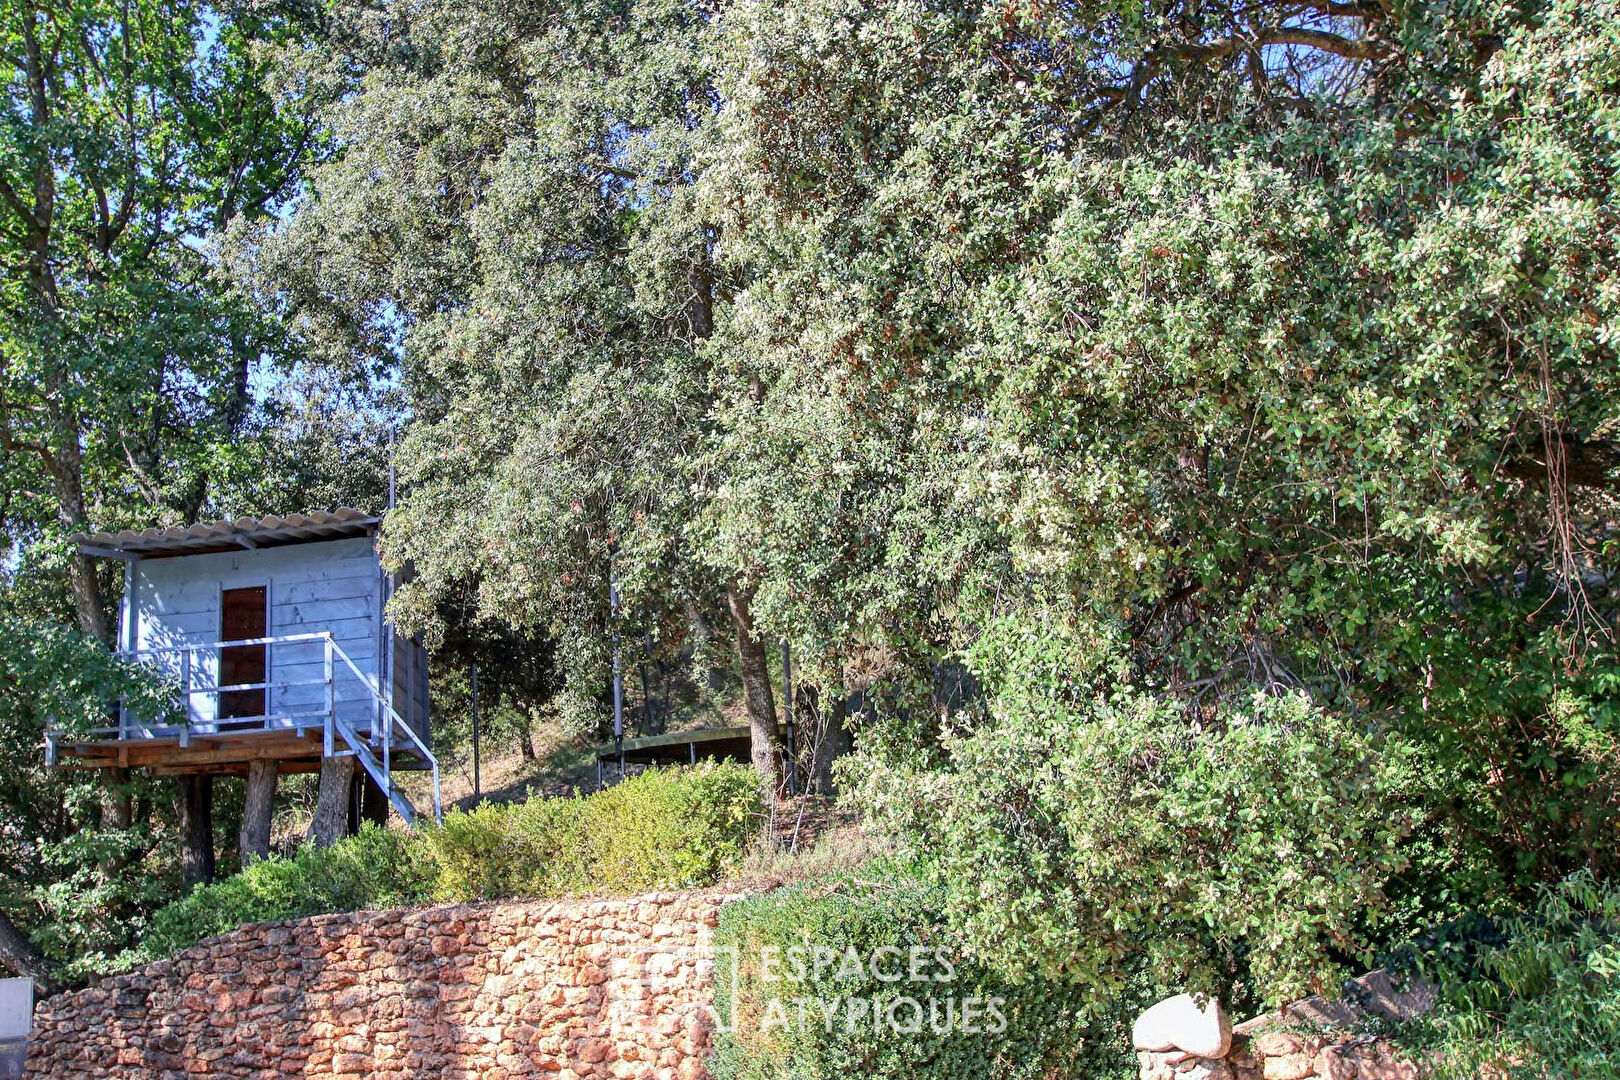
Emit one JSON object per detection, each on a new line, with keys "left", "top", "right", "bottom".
{"left": 110, "top": 761, "right": 760, "bottom": 973}
{"left": 710, "top": 867, "right": 1155, "bottom": 1080}
{"left": 420, "top": 760, "right": 760, "bottom": 900}
{"left": 117, "top": 824, "right": 431, "bottom": 970}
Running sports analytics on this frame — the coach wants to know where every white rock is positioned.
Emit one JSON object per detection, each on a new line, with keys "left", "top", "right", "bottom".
{"left": 1132, "top": 993, "right": 1233, "bottom": 1058}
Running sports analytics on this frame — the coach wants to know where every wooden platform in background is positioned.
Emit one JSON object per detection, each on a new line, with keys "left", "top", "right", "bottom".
{"left": 594, "top": 723, "right": 790, "bottom": 774}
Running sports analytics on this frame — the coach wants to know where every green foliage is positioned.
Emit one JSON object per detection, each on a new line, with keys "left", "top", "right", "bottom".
{"left": 1409, "top": 873, "right": 1620, "bottom": 1079}
{"left": 101, "top": 764, "right": 760, "bottom": 973}
{"left": 2, "top": 0, "right": 329, "bottom": 551}
{"left": 851, "top": 622, "right": 1422, "bottom": 1006}
{"left": 4, "top": 0, "right": 1610, "bottom": 1048}
{"left": 113, "top": 825, "right": 432, "bottom": 971}
{"left": 240, "top": 0, "right": 724, "bottom": 715}
{"left": 222, "top": 0, "right": 1620, "bottom": 1036}
{"left": 711, "top": 867, "right": 1153, "bottom": 1080}
{"left": 0, "top": 610, "right": 179, "bottom": 974}
{"left": 24, "top": 783, "right": 175, "bottom": 981}
{"left": 422, "top": 761, "right": 760, "bottom": 901}
{"left": 705, "top": 0, "right": 1620, "bottom": 1009}
{"left": 0, "top": 0, "right": 334, "bottom": 981}
{"left": 588, "top": 759, "right": 761, "bottom": 892}
{"left": 426, "top": 793, "right": 590, "bottom": 901}
{"left": 0, "top": 612, "right": 177, "bottom": 737}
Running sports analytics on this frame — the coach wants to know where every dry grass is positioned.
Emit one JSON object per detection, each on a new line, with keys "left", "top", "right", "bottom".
{"left": 399, "top": 715, "right": 599, "bottom": 813}
{"left": 731, "top": 795, "right": 891, "bottom": 891}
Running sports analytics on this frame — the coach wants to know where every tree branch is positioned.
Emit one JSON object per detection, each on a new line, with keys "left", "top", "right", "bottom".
{"left": 1263, "top": 27, "right": 1391, "bottom": 61}
{"left": 1168, "top": 27, "right": 1391, "bottom": 64}
{"left": 0, "top": 910, "right": 57, "bottom": 997}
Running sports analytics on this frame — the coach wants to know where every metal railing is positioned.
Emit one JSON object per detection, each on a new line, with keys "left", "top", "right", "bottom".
{"left": 326, "top": 635, "right": 441, "bottom": 825}
{"left": 44, "top": 631, "right": 440, "bottom": 826}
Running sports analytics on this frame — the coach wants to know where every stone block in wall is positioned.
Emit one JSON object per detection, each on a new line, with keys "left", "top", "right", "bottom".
{"left": 1133, "top": 993, "right": 1233, "bottom": 1058}
{"left": 1260, "top": 1050, "right": 1317, "bottom": 1080}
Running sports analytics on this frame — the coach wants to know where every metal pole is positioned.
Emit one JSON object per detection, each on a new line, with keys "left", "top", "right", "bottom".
{"left": 781, "top": 640, "right": 796, "bottom": 796}
{"left": 118, "top": 553, "right": 138, "bottom": 738}
{"left": 611, "top": 565, "right": 623, "bottom": 777}
{"left": 432, "top": 759, "right": 441, "bottom": 824}
{"left": 640, "top": 628, "right": 652, "bottom": 735}
{"left": 471, "top": 663, "right": 481, "bottom": 798}
{"left": 323, "top": 634, "right": 335, "bottom": 757}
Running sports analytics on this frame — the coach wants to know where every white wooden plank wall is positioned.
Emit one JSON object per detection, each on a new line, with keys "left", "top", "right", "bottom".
{"left": 130, "top": 538, "right": 387, "bottom": 729}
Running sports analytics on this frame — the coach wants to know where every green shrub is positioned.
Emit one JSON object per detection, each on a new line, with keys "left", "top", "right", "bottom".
{"left": 587, "top": 760, "right": 760, "bottom": 892}
{"left": 112, "top": 762, "right": 761, "bottom": 973}
{"left": 710, "top": 866, "right": 1155, "bottom": 1080}
{"left": 424, "top": 790, "right": 591, "bottom": 899}
{"left": 850, "top": 629, "right": 1420, "bottom": 1007}
{"left": 115, "top": 824, "right": 431, "bottom": 970}
{"left": 1405, "top": 873, "right": 1620, "bottom": 1080}
{"left": 422, "top": 761, "right": 761, "bottom": 901}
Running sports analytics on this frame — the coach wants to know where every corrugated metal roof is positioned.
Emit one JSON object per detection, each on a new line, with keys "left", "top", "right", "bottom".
{"left": 73, "top": 508, "right": 380, "bottom": 558}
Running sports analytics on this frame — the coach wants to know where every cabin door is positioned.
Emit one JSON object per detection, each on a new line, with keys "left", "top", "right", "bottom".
{"left": 219, "top": 586, "right": 268, "bottom": 721}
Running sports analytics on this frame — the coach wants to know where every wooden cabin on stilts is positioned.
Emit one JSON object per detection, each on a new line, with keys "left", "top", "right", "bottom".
{"left": 46, "top": 509, "right": 440, "bottom": 884}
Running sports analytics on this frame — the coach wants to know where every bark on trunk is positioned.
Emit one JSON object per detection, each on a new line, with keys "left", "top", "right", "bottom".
{"left": 239, "top": 760, "right": 278, "bottom": 867}
{"left": 49, "top": 407, "right": 109, "bottom": 643}
{"left": 307, "top": 755, "right": 356, "bottom": 848}
{"left": 175, "top": 775, "right": 215, "bottom": 889}
{"left": 725, "top": 581, "right": 781, "bottom": 793}
{"left": 0, "top": 910, "right": 56, "bottom": 996}
{"left": 64, "top": 542, "right": 109, "bottom": 643}
{"left": 801, "top": 685, "right": 846, "bottom": 796}
{"left": 100, "top": 767, "right": 132, "bottom": 830}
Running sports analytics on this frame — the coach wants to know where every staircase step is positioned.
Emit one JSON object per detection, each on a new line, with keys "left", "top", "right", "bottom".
{"left": 330, "top": 717, "right": 424, "bottom": 828}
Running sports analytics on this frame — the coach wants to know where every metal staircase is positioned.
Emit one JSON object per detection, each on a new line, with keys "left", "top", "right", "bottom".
{"left": 325, "top": 636, "right": 441, "bottom": 826}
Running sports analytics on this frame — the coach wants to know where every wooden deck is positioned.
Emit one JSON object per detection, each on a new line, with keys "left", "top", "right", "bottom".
{"left": 593, "top": 724, "right": 788, "bottom": 784}
{"left": 51, "top": 726, "right": 331, "bottom": 776}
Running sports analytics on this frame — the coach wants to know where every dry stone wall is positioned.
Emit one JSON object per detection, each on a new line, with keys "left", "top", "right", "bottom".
{"left": 1136, "top": 970, "right": 1435, "bottom": 1080}
{"left": 26, "top": 891, "right": 739, "bottom": 1080}
{"left": 1138, "top": 1026, "right": 1421, "bottom": 1080}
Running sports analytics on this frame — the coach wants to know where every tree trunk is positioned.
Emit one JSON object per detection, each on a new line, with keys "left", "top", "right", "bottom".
{"left": 725, "top": 581, "right": 781, "bottom": 793}
{"left": 175, "top": 775, "right": 215, "bottom": 890}
{"left": 100, "top": 767, "right": 132, "bottom": 830}
{"left": 807, "top": 688, "right": 846, "bottom": 796}
{"left": 0, "top": 910, "right": 56, "bottom": 996}
{"left": 239, "top": 760, "right": 278, "bottom": 867}
{"left": 520, "top": 714, "right": 536, "bottom": 762}
{"left": 46, "top": 398, "right": 110, "bottom": 644}
{"left": 63, "top": 540, "right": 109, "bottom": 642}
{"left": 307, "top": 755, "right": 356, "bottom": 848}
